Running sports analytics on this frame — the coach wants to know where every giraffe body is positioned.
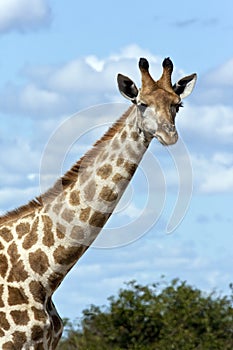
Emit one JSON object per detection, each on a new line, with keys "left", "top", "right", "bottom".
{"left": 0, "top": 57, "right": 197, "bottom": 349}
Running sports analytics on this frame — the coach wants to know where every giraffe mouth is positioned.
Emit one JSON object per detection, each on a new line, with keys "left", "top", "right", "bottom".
{"left": 154, "top": 134, "right": 169, "bottom": 146}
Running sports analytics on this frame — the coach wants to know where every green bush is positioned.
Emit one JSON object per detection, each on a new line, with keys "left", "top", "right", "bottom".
{"left": 57, "top": 278, "right": 233, "bottom": 349}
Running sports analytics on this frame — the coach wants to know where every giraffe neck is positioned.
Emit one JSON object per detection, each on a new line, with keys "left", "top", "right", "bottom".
{"left": 39, "top": 105, "right": 151, "bottom": 291}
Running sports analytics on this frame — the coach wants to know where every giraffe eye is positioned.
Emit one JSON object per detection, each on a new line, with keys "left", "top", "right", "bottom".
{"left": 138, "top": 102, "right": 148, "bottom": 109}
{"left": 171, "top": 102, "right": 183, "bottom": 114}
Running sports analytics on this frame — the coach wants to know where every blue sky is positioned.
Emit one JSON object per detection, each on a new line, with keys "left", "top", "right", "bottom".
{"left": 0, "top": 0, "right": 233, "bottom": 322}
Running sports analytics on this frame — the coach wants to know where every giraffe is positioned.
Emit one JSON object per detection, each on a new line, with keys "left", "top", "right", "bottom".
{"left": 0, "top": 57, "right": 197, "bottom": 349}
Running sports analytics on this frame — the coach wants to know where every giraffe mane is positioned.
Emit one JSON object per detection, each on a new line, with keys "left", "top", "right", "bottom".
{"left": 0, "top": 106, "right": 134, "bottom": 226}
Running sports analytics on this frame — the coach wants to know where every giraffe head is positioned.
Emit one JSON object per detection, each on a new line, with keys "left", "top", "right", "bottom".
{"left": 117, "top": 57, "right": 197, "bottom": 145}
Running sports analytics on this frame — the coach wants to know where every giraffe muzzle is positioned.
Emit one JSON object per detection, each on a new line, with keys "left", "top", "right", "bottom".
{"left": 154, "top": 123, "right": 178, "bottom": 146}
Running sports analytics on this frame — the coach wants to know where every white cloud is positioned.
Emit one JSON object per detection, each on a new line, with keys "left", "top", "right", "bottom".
{"left": 46, "top": 52, "right": 144, "bottom": 95}
{"left": 180, "top": 104, "right": 233, "bottom": 145}
{"left": 0, "top": 135, "right": 41, "bottom": 213}
{"left": 213, "top": 152, "right": 233, "bottom": 165}
{"left": 85, "top": 56, "right": 105, "bottom": 72}
{"left": 0, "top": 186, "right": 38, "bottom": 213}
{"left": 0, "top": 0, "right": 51, "bottom": 33}
{"left": 0, "top": 45, "right": 193, "bottom": 118}
{"left": 195, "top": 58, "right": 233, "bottom": 105}
{"left": 0, "top": 138, "right": 39, "bottom": 173}
{"left": 0, "top": 43, "right": 197, "bottom": 120}
{"left": 0, "top": 82, "right": 67, "bottom": 117}
{"left": 204, "top": 58, "right": 233, "bottom": 87}
{"left": 19, "top": 84, "right": 64, "bottom": 113}
{"left": 192, "top": 152, "right": 233, "bottom": 193}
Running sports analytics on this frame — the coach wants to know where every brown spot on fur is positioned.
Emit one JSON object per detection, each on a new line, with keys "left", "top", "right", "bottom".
{"left": 0, "top": 312, "right": 10, "bottom": 330}
{"left": 16, "top": 222, "right": 30, "bottom": 238}
{"left": 31, "top": 307, "right": 47, "bottom": 322}
{"left": 0, "top": 329, "right": 4, "bottom": 337}
{"left": 0, "top": 285, "right": 4, "bottom": 307}
{"left": 70, "top": 225, "right": 85, "bottom": 241}
{"left": 7, "top": 242, "right": 20, "bottom": 263}
{"left": 69, "top": 190, "right": 80, "bottom": 206}
{"left": 61, "top": 208, "right": 75, "bottom": 223}
{"left": 7, "top": 260, "right": 29, "bottom": 282}
{"left": 53, "top": 203, "right": 63, "bottom": 215}
{"left": 121, "top": 130, "right": 127, "bottom": 141}
{"left": 22, "top": 217, "right": 39, "bottom": 249}
{"left": 0, "top": 227, "right": 13, "bottom": 242}
{"left": 3, "top": 342, "right": 15, "bottom": 349}
{"left": 79, "top": 207, "right": 91, "bottom": 222}
{"left": 89, "top": 211, "right": 110, "bottom": 227}
{"left": 12, "top": 332, "right": 27, "bottom": 348}
{"left": 8, "top": 286, "right": 28, "bottom": 306}
{"left": 0, "top": 254, "right": 8, "bottom": 278}
{"left": 29, "top": 249, "right": 49, "bottom": 275}
{"left": 42, "top": 215, "right": 55, "bottom": 247}
{"left": 124, "top": 161, "right": 137, "bottom": 177}
{"left": 10, "top": 310, "right": 29, "bottom": 325}
{"left": 56, "top": 223, "right": 66, "bottom": 239}
{"left": 116, "top": 157, "right": 124, "bottom": 166}
{"left": 29, "top": 281, "right": 46, "bottom": 303}
{"left": 99, "top": 186, "right": 118, "bottom": 202}
{"left": 7, "top": 244, "right": 29, "bottom": 283}
{"left": 53, "top": 245, "right": 84, "bottom": 266}
{"left": 31, "top": 325, "right": 44, "bottom": 342}
{"left": 84, "top": 180, "right": 96, "bottom": 202}
{"left": 97, "top": 164, "right": 112, "bottom": 179}
{"left": 3, "top": 342, "right": 14, "bottom": 349}
{"left": 0, "top": 241, "right": 4, "bottom": 250}
{"left": 112, "top": 173, "right": 127, "bottom": 184}
{"left": 131, "top": 131, "right": 139, "bottom": 141}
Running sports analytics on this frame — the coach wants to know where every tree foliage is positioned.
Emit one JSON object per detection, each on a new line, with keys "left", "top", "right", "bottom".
{"left": 57, "top": 278, "right": 233, "bottom": 349}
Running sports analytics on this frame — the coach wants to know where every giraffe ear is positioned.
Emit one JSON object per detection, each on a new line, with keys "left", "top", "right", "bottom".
{"left": 173, "top": 73, "right": 197, "bottom": 99}
{"left": 117, "top": 74, "right": 138, "bottom": 103}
